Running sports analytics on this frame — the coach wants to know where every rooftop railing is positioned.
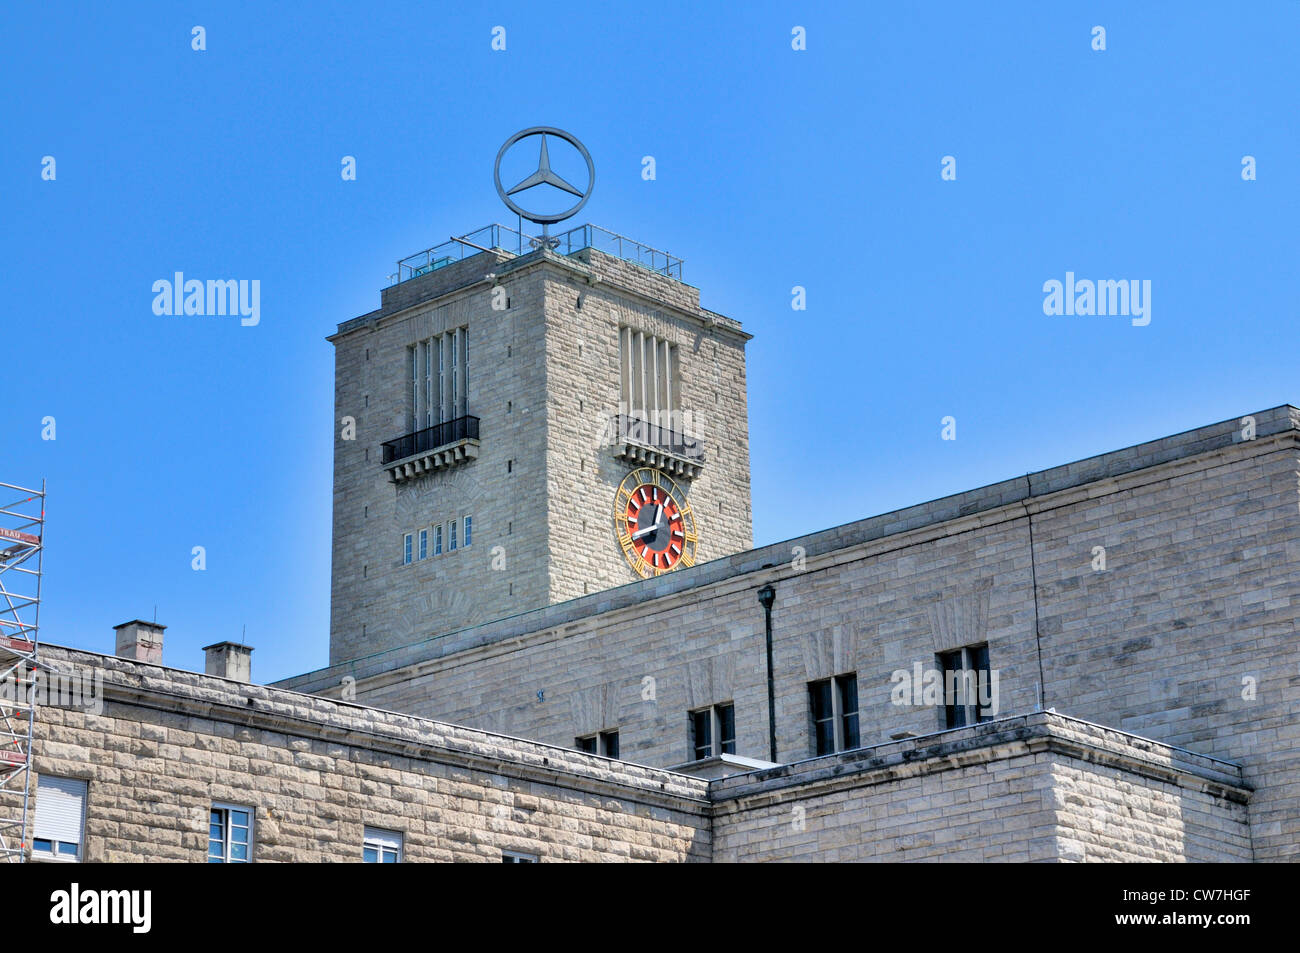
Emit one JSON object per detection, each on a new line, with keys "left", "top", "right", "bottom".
{"left": 389, "top": 223, "right": 683, "bottom": 286}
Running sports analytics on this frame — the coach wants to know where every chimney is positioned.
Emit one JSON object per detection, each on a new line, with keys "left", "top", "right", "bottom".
{"left": 113, "top": 620, "right": 165, "bottom": 664}
{"left": 203, "top": 642, "right": 254, "bottom": 682}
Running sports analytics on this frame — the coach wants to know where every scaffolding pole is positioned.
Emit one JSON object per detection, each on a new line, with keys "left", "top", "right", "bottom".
{"left": 0, "top": 480, "right": 45, "bottom": 863}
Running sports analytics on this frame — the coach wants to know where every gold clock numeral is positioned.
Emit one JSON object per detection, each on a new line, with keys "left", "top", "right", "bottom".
{"left": 618, "top": 531, "right": 633, "bottom": 551}
{"left": 684, "top": 530, "right": 699, "bottom": 544}
{"left": 680, "top": 552, "right": 695, "bottom": 568}
{"left": 631, "top": 553, "right": 649, "bottom": 577}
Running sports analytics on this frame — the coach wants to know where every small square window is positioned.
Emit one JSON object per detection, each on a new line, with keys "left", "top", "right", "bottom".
{"left": 363, "top": 827, "right": 403, "bottom": 863}
{"left": 502, "top": 850, "right": 538, "bottom": 863}
{"left": 689, "top": 704, "right": 734, "bottom": 760}
{"left": 209, "top": 804, "right": 254, "bottom": 863}
{"left": 575, "top": 731, "right": 620, "bottom": 758}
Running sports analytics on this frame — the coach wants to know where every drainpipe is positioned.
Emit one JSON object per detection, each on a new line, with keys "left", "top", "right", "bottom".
{"left": 758, "top": 584, "right": 777, "bottom": 763}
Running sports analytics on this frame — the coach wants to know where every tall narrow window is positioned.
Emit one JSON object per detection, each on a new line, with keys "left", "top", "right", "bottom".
{"left": 600, "top": 730, "right": 619, "bottom": 759}
{"left": 810, "top": 680, "right": 835, "bottom": 755}
{"left": 437, "top": 335, "right": 447, "bottom": 424}
{"left": 403, "top": 533, "right": 413, "bottom": 565}
{"left": 459, "top": 327, "right": 469, "bottom": 418}
{"left": 631, "top": 330, "right": 644, "bottom": 417}
{"left": 450, "top": 328, "right": 460, "bottom": 423}
{"left": 808, "top": 674, "right": 859, "bottom": 755}
{"left": 423, "top": 340, "right": 433, "bottom": 428}
{"left": 840, "top": 675, "right": 860, "bottom": 749}
{"left": 717, "top": 703, "right": 736, "bottom": 755}
{"left": 449, "top": 519, "right": 458, "bottom": 551}
{"left": 619, "top": 327, "right": 679, "bottom": 428}
{"left": 435, "top": 525, "right": 443, "bottom": 555}
{"left": 620, "top": 326, "right": 633, "bottom": 412}
{"left": 413, "top": 329, "right": 471, "bottom": 430}
{"left": 463, "top": 515, "right": 473, "bottom": 548}
{"left": 689, "top": 703, "right": 735, "bottom": 760}
{"left": 938, "top": 645, "right": 993, "bottom": 729}
{"left": 410, "top": 345, "right": 420, "bottom": 432}
{"left": 32, "top": 775, "right": 86, "bottom": 862}
{"left": 690, "top": 709, "right": 711, "bottom": 760}
{"left": 418, "top": 529, "right": 428, "bottom": 560}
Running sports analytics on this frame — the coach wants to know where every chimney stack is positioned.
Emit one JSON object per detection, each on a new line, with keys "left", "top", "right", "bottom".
{"left": 203, "top": 642, "right": 254, "bottom": 682}
{"left": 113, "top": 620, "right": 165, "bottom": 664}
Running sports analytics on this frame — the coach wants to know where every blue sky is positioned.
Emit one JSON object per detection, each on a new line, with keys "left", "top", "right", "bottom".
{"left": 3, "top": 2, "right": 1297, "bottom": 682}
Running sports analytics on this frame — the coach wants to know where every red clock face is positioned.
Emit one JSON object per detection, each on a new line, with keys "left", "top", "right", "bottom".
{"left": 625, "top": 483, "right": 686, "bottom": 571}
{"left": 614, "top": 468, "right": 698, "bottom": 578}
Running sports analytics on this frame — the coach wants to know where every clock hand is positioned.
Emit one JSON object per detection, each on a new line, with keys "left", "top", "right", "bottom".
{"left": 631, "top": 505, "right": 664, "bottom": 540}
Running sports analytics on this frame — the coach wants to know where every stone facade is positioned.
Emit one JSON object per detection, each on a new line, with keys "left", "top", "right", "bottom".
{"left": 13, "top": 649, "right": 1250, "bottom": 862}
{"left": 285, "top": 405, "right": 1300, "bottom": 861}
{"left": 329, "top": 243, "right": 752, "bottom": 665}
{"left": 710, "top": 713, "right": 1252, "bottom": 862}
{"left": 23, "top": 647, "right": 712, "bottom": 863}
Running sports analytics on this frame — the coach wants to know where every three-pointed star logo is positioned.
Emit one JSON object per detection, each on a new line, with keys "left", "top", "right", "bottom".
{"left": 505, "top": 133, "right": 585, "bottom": 199}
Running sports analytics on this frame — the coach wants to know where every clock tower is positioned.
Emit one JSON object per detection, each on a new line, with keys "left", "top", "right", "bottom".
{"left": 327, "top": 134, "right": 752, "bottom": 665}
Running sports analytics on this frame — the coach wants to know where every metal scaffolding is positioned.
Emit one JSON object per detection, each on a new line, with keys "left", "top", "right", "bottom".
{"left": 0, "top": 480, "right": 44, "bottom": 863}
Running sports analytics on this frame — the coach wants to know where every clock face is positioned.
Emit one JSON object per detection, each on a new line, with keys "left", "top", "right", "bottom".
{"left": 613, "top": 468, "right": 698, "bottom": 578}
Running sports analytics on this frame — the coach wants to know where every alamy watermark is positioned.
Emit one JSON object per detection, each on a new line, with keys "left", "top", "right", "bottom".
{"left": 0, "top": 662, "right": 104, "bottom": 716}
{"left": 152, "top": 273, "right": 260, "bottom": 326}
{"left": 1042, "top": 272, "right": 1150, "bottom": 326}
{"left": 889, "top": 662, "right": 1000, "bottom": 717}
{"left": 598, "top": 405, "right": 705, "bottom": 461}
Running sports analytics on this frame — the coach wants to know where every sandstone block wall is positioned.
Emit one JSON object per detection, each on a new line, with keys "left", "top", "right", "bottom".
{"left": 329, "top": 244, "right": 752, "bottom": 665}
{"left": 710, "top": 714, "right": 1252, "bottom": 862}
{"left": 23, "top": 648, "right": 711, "bottom": 863}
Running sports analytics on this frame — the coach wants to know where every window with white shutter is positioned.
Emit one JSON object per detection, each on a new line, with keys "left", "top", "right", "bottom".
{"left": 363, "top": 827, "right": 403, "bottom": 863}
{"left": 32, "top": 775, "right": 87, "bottom": 862}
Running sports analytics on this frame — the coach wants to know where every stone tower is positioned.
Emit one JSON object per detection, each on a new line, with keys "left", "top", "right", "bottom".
{"left": 328, "top": 227, "right": 752, "bottom": 665}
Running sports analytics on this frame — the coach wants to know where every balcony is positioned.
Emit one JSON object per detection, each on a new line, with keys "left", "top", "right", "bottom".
{"left": 382, "top": 416, "right": 480, "bottom": 483}
{"left": 608, "top": 414, "right": 705, "bottom": 480}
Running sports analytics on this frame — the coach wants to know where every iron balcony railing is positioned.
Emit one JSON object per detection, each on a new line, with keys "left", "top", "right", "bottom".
{"left": 390, "top": 223, "right": 683, "bottom": 286}
{"left": 612, "top": 414, "right": 704, "bottom": 461}
{"left": 381, "top": 415, "right": 480, "bottom": 465}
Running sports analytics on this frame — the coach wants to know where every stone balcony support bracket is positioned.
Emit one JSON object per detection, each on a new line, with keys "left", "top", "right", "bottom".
{"left": 385, "top": 438, "right": 480, "bottom": 483}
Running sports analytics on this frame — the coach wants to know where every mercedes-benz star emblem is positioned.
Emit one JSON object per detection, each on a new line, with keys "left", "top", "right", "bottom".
{"left": 494, "top": 127, "right": 595, "bottom": 227}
